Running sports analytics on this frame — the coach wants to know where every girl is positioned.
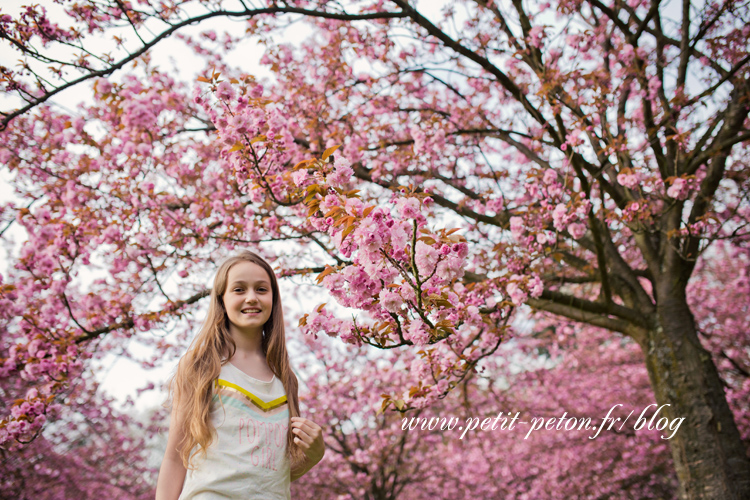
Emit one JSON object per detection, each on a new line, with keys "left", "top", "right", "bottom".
{"left": 155, "top": 251, "right": 325, "bottom": 500}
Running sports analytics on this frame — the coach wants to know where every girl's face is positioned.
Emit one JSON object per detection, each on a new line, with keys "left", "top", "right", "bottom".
{"left": 222, "top": 261, "right": 274, "bottom": 337}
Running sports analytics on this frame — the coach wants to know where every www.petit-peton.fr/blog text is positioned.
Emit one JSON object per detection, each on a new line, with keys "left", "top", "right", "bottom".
{"left": 401, "top": 404, "right": 684, "bottom": 440}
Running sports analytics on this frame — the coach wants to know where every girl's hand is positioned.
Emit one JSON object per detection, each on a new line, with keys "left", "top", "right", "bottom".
{"left": 291, "top": 416, "right": 325, "bottom": 464}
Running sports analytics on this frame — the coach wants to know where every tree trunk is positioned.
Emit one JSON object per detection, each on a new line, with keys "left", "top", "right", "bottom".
{"left": 644, "top": 283, "right": 750, "bottom": 499}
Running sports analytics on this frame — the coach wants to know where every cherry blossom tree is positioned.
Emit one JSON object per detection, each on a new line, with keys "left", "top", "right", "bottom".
{"left": 1, "top": 1, "right": 749, "bottom": 498}
{"left": 294, "top": 242, "right": 750, "bottom": 499}
{"left": 0, "top": 375, "right": 160, "bottom": 499}
{"left": 291, "top": 319, "right": 682, "bottom": 499}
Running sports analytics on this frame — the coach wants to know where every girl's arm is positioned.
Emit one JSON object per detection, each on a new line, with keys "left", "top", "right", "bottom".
{"left": 290, "top": 416, "right": 326, "bottom": 481}
{"left": 155, "top": 405, "right": 188, "bottom": 500}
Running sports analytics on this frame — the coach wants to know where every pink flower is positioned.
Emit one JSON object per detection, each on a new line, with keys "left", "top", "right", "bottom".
{"left": 529, "top": 275, "right": 544, "bottom": 298}
{"left": 356, "top": 218, "right": 383, "bottom": 252}
{"left": 510, "top": 216, "right": 525, "bottom": 240}
{"left": 487, "top": 196, "right": 504, "bottom": 212}
{"left": 121, "top": 101, "right": 157, "bottom": 130}
{"left": 543, "top": 169, "right": 557, "bottom": 185}
{"left": 250, "top": 84, "right": 264, "bottom": 99}
{"left": 292, "top": 170, "right": 307, "bottom": 186}
{"left": 399, "top": 282, "right": 417, "bottom": 305}
{"left": 406, "top": 318, "right": 430, "bottom": 346}
{"left": 410, "top": 127, "right": 426, "bottom": 154}
{"left": 528, "top": 25, "right": 545, "bottom": 48}
{"left": 216, "top": 80, "right": 235, "bottom": 102}
{"left": 318, "top": 194, "right": 340, "bottom": 214}
{"left": 568, "top": 222, "right": 587, "bottom": 239}
{"left": 617, "top": 172, "right": 639, "bottom": 189}
{"left": 344, "top": 196, "right": 363, "bottom": 216}
{"left": 506, "top": 278, "right": 528, "bottom": 306}
{"left": 136, "top": 143, "right": 151, "bottom": 155}
{"left": 96, "top": 78, "right": 112, "bottom": 94}
{"left": 667, "top": 177, "right": 689, "bottom": 200}
{"left": 328, "top": 156, "right": 354, "bottom": 187}
{"left": 552, "top": 204, "right": 568, "bottom": 231}
{"left": 396, "top": 197, "right": 421, "bottom": 219}
{"left": 451, "top": 242, "right": 469, "bottom": 258}
{"left": 338, "top": 322, "right": 358, "bottom": 344}
{"left": 379, "top": 289, "right": 403, "bottom": 313}
{"left": 621, "top": 44, "right": 635, "bottom": 64}
{"left": 384, "top": 221, "right": 409, "bottom": 257}
{"left": 415, "top": 240, "right": 438, "bottom": 276}
{"left": 410, "top": 357, "right": 431, "bottom": 380}
{"left": 436, "top": 254, "right": 464, "bottom": 282}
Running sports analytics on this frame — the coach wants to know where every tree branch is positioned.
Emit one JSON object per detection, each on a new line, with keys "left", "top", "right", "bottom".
{"left": 1, "top": 6, "right": 408, "bottom": 130}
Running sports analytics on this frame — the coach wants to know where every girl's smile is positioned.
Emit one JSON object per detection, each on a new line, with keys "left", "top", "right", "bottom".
{"left": 223, "top": 261, "right": 274, "bottom": 335}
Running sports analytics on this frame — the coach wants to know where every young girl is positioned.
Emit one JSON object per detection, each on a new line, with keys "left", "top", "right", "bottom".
{"left": 155, "top": 251, "right": 325, "bottom": 500}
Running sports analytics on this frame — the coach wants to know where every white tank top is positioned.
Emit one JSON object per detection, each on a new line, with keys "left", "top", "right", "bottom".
{"left": 179, "top": 362, "right": 291, "bottom": 500}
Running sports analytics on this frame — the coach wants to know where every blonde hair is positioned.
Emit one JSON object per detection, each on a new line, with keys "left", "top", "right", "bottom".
{"left": 168, "top": 250, "right": 303, "bottom": 468}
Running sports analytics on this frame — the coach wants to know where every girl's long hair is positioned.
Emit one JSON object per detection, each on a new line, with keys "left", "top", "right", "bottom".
{"left": 168, "top": 250, "right": 303, "bottom": 468}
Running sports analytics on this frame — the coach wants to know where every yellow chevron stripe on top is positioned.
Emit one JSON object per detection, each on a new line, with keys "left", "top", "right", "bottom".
{"left": 215, "top": 379, "right": 288, "bottom": 412}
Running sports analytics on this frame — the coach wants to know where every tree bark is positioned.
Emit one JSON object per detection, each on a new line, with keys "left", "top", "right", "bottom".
{"left": 644, "top": 280, "right": 750, "bottom": 499}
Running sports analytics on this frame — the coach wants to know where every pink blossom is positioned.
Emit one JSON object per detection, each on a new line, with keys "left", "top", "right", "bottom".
{"left": 436, "top": 254, "right": 464, "bottom": 282}
{"left": 396, "top": 197, "right": 421, "bottom": 219}
{"left": 216, "top": 81, "right": 235, "bottom": 102}
{"left": 96, "top": 78, "right": 112, "bottom": 94}
{"left": 410, "top": 127, "right": 426, "bottom": 154}
{"left": 388, "top": 220, "right": 411, "bottom": 251}
{"left": 510, "top": 216, "right": 525, "bottom": 240}
{"left": 529, "top": 275, "right": 544, "bottom": 298}
{"left": 617, "top": 172, "right": 639, "bottom": 189}
{"left": 292, "top": 170, "right": 307, "bottom": 186}
{"left": 250, "top": 84, "right": 264, "bottom": 99}
{"left": 318, "top": 194, "right": 340, "bottom": 214}
{"left": 379, "top": 288, "right": 403, "bottom": 313}
{"left": 406, "top": 318, "right": 430, "bottom": 346}
{"left": 121, "top": 101, "right": 157, "bottom": 130}
{"left": 328, "top": 156, "right": 354, "bottom": 187}
{"left": 543, "top": 169, "right": 557, "bottom": 184}
{"left": 487, "top": 196, "right": 504, "bottom": 212}
{"left": 568, "top": 222, "right": 587, "bottom": 239}
{"left": 344, "top": 196, "right": 363, "bottom": 217}
{"left": 451, "top": 242, "right": 469, "bottom": 258}
{"left": 356, "top": 218, "right": 383, "bottom": 252}
{"left": 552, "top": 204, "right": 568, "bottom": 231}
{"left": 506, "top": 278, "right": 528, "bottom": 306}
{"left": 528, "top": 25, "right": 545, "bottom": 48}
{"left": 621, "top": 44, "right": 635, "bottom": 64}
{"left": 667, "top": 177, "right": 689, "bottom": 200}
{"left": 415, "top": 240, "right": 439, "bottom": 276}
